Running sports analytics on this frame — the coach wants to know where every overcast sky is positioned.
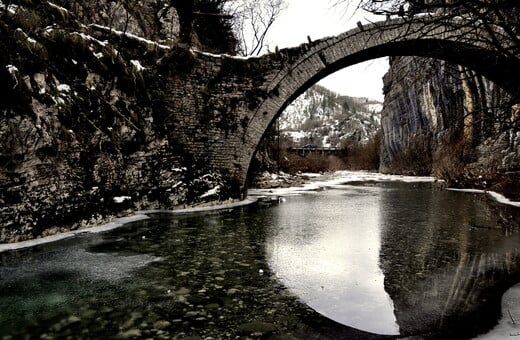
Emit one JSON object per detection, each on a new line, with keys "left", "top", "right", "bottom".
{"left": 265, "top": 0, "right": 388, "bottom": 101}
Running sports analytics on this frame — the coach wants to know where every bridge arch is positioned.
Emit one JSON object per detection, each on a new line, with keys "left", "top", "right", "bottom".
{"left": 240, "top": 18, "right": 520, "bottom": 190}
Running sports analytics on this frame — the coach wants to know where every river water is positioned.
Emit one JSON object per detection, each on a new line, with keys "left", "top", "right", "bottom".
{"left": 0, "top": 173, "right": 519, "bottom": 339}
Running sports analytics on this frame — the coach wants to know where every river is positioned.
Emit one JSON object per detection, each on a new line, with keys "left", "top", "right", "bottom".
{"left": 0, "top": 172, "right": 519, "bottom": 339}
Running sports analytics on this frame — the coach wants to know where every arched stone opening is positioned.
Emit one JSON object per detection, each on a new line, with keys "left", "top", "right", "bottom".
{"left": 242, "top": 36, "right": 519, "bottom": 192}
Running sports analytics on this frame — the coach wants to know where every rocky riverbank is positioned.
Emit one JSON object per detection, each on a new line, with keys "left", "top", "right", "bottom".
{"left": 250, "top": 171, "right": 318, "bottom": 189}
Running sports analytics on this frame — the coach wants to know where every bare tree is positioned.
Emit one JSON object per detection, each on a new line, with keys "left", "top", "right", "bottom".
{"left": 171, "top": 0, "right": 195, "bottom": 45}
{"left": 227, "top": 0, "right": 287, "bottom": 56}
{"left": 334, "top": 0, "right": 519, "bottom": 62}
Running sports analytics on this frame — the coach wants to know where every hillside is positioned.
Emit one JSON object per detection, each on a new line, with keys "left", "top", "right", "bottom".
{"left": 250, "top": 85, "right": 383, "bottom": 178}
{"left": 279, "top": 85, "right": 382, "bottom": 148}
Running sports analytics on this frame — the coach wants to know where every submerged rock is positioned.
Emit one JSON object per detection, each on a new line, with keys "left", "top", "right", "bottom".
{"left": 153, "top": 320, "right": 171, "bottom": 330}
{"left": 118, "top": 328, "right": 142, "bottom": 339}
{"left": 237, "top": 321, "right": 277, "bottom": 335}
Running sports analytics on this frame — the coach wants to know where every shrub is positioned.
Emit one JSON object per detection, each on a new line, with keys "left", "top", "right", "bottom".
{"left": 343, "top": 131, "right": 381, "bottom": 170}
{"left": 382, "top": 132, "right": 433, "bottom": 175}
{"left": 280, "top": 152, "right": 335, "bottom": 174}
{"left": 432, "top": 132, "right": 470, "bottom": 183}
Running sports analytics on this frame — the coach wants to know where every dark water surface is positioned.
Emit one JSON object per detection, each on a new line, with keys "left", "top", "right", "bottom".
{"left": 0, "top": 181, "right": 519, "bottom": 339}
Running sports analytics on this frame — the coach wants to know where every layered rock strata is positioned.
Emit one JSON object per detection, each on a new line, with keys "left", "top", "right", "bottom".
{"left": 380, "top": 56, "right": 519, "bottom": 197}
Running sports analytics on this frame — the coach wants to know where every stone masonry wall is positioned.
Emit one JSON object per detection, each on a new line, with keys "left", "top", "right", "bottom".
{"left": 160, "top": 48, "right": 286, "bottom": 197}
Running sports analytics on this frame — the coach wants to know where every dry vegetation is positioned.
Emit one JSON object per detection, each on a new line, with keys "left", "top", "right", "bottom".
{"left": 259, "top": 131, "right": 383, "bottom": 175}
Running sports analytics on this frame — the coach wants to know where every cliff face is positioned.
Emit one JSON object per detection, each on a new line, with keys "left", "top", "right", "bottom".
{"left": 51, "top": 0, "right": 180, "bottom": 44}
{"left": 0, "top": 2, "right": 228, "bottom": 243}
{"left": 49, "top": 0, "right": 237, "bottom": 54}
{"left": 380, "top": 56, "right": 519, "bottom": 196}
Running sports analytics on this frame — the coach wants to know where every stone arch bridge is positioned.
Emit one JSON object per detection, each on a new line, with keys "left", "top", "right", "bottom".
{"left": 163, "top": 17, "right": 520, "bottom": 198}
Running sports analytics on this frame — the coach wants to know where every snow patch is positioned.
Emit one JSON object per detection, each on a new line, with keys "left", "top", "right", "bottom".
{"left": 190, "top": 49, "right": 262, "bottom": 60}
{"left": 254, "top": 171, "right": 520, "bottom": 207}
{"left": 89, "top": 24, "right": 170, "bottom": 50}
{"left": 0, "top": 198, "right": 259, "bottom": 253}
{"left": 70, "top": 32, "right": 108, "bottom": 47}
{"left": 138, "top": 197, "right": 258, "bottom": 215}
{"left": 43, "top": 25, "right": 55, "bottom": 33}
{"left": 57, "top": 84, "right": 71, "bottom": 92}
{"left": 130, "top": 60, "right": 145, "bottom": 72}
{"left": 16, "top": 28, "right": 38, "bottom": 45}
{"left": 448, "top": 188, "right": 520, "bottom": 208}
{"left": 367, "top": 103, "right": 383, "bottom": 112}
{"left": 447, "top": 188, "right": 486, "bottom": 194}
{"left": 249, "top": 171, "right": 439, "bottom": 197}
{"left": 6, "top": 64, "right": 18, "bottom": 74}
{"left": 113, "top": 196, "right": 131, "bottom": 203}
{"left": 0, "top": 1, "right": 18, "bottom": 14}
{"left": 6, "top": 65, "right": 19, "bottom": 89}
{"left": 171, "top": 181, "right": 183, "bottom": 189}
{"left": 0, "top": 215, "right": 150, "bottom": 253}
{"left": 47, "top": 2, "right": 69, "bottom": 14}
{"left": 200, "top": 186, "right": 220, "bottom": 198}
{"left": 487, "top": 191, "right": 520, "bottom": 207}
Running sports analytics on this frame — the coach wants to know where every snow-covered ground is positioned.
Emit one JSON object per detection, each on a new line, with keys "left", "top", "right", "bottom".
{"left": 0, "top": 215, "right": 150, "bottom": 253}
{"left": 448, "top": 188, "right": 520, "bottom": 208}
{"left": 250, "top": 171, "right": 520, "bottom": 208}
{"left": 249, "top": 170, "right": 438, "bottom": 197}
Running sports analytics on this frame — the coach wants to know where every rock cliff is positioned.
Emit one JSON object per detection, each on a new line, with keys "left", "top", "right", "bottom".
{"left": 380, "top": 56, "right": 519, "bottom": 197}
{"left": 0, "top": 1, "right": 230, "bottom": 243}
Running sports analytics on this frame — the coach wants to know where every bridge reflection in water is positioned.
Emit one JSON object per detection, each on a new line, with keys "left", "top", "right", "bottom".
{"left": 264, "top": 181, "right": 520, "bottom": 338}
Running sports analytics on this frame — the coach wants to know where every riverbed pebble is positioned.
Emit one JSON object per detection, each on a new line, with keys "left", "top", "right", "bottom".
{"left": 153, "top": 320, "right": 171, "bottom": 330}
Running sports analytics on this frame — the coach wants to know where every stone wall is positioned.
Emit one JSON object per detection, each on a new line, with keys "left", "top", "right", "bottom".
{"left": 160, "top": 48, "right": 286, "bottom": 197}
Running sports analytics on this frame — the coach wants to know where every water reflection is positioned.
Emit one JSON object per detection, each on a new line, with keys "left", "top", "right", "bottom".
{"left": 378, "top": 183, "right": 520, "bottom": 338}
{"left": 0, "top": 181, "right": 518, "bottom": 338}
{"left": 265, "top": 182, "right": 520, "bottom": 338}
{"left": 265, "top": 187, "right": 400, "bottom": 335}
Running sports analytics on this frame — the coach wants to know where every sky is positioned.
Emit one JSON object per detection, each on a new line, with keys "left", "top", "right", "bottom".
{"left": 264, "top": 0, "right": 389, "bottom": 101}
